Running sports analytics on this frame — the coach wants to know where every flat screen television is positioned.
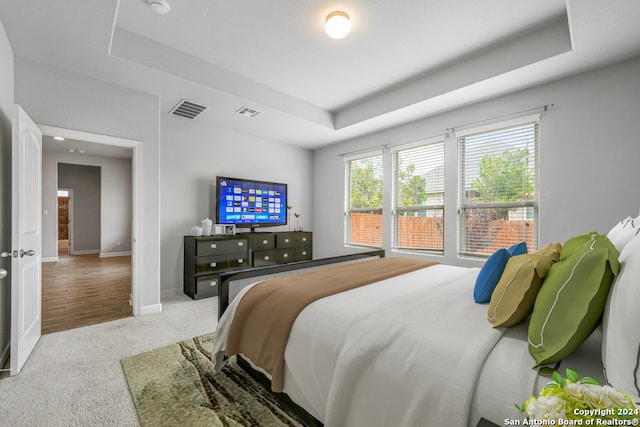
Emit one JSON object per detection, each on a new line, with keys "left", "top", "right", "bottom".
{"left": 215, "top": 176, "right": 287, "bottom": 231}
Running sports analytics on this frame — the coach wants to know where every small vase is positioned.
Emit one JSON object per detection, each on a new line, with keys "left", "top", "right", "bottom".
{"left": 191, "top": 226, "right": 203, "bottom": 236}
{"left": 202, "top": 225, "right": 212, "bottom": 236}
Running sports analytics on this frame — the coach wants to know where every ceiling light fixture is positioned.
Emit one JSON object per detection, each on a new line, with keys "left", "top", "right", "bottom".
{"left": 148, "top": 0, "right": 170, "bottom": 15}
{"left": 325, "top": 11, "right": 351, "bottom": 39}
{"left": 54, "top": 136, "right": 65, "bottom": 141}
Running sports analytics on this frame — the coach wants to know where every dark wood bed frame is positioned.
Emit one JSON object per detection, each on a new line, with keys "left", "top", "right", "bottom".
{"left": 217, "top": 249, "right": 385, "bottom": 319}
{"left": 217, "top": 249, "right": 385, "bottom": 427}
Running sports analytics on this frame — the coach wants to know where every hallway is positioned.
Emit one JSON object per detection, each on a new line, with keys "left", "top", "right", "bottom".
{"left": 42, "top": 254, "right": 132, "bottom": 334}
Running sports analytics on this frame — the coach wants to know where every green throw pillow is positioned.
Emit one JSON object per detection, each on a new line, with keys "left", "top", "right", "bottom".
{"left": 528, "top": 232, "right": 619, "bottom": 366}
{"left": 559, "top": 231, "right": 608, "bottom": 261}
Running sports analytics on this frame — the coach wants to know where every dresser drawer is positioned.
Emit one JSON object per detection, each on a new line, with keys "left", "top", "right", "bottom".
{"left": 276, "top": 249, "right": 295, "bottom": 263}
{"left": 296, "top": 246, "right": 312, "bottom": 261}
{"left": 195, "top": 274, "right": 219, "bottom": 298}
{"left": 197, "top": 238, "right": 247, "bottom": 256}
{"left": 251, "top": 234, "right": 275, "bottom": 251}
{"left": 253, "top": 250, "right": 278, "bottom": 267}
{"left": 297, "top": 233, "right": 311, "bottom": 246}
{"left": 276, "top": 232, "right": 311, "bottom": 248}
{"left": 226, "top": 254, "right": 250, "bottom": 270}
{"left": 196, "top": 255, "right": 227, "bottom": 274}
{"left": 276, "top": 233, "right": 297, "bottom": 248}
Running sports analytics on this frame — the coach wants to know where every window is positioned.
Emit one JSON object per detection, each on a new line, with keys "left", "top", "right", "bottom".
{"left": 344, "top": 152, "right": 383, "bottom": 247}
{"left": 392, "top": 140, "right": 445, "bottom": 253}
{"left": 458, "top": 117, "right": 539, "bottom": 257}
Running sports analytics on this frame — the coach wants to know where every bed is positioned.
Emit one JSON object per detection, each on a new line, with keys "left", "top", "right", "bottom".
{"left": 211, "top": 218, "right": 640, "bottom": 427}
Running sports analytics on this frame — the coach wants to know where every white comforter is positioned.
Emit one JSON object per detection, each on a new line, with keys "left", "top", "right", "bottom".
{"left": 213, "top": 263, "right": 507, "bottom": 427}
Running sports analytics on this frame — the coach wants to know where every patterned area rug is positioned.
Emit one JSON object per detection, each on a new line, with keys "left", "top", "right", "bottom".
{"left": 121, "top": 333, "right": 305, "bottom": 427}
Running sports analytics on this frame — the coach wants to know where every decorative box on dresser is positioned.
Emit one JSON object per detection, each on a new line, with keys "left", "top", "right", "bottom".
{"left": 183, "top": 231, "right": 312, "bottom": 300}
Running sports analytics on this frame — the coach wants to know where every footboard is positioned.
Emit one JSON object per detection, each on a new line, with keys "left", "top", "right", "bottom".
{"left": 217, "top": 249, "right": 384, "bottom": 319}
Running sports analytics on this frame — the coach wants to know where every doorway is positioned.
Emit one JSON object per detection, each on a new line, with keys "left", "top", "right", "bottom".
{"left": 39, "top": 125, "right": 143, "bottom": 318}
{"left": 43, "top": 153, "right": 129, "bottom": 333}
{"left": 57, "top": 188, "right": 73, "bottom": 256}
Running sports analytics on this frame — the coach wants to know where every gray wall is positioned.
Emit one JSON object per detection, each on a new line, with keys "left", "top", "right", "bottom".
{"left": 14, "top": 57, "right": 162, "bottom": 313}
{"left": 42, "top": 151, "right": 132, "bottom": 259}
{"left": 312, "top": 56, "right": 640, "bottom": 265}
{"left": 58, "top": 164, "right": 101, "bottom": 254}
{"left": 0, "top": 16, "right": 13, "bottom": 368}
{"left": 14, "top": 56, "right": 314, "bottom": 305}
{"left": 160, "top": 114, "right": 313, "bottom": 296}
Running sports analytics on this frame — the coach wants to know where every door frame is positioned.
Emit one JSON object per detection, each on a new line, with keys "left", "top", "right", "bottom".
{"left": 57, "top": 188, "right": 74, "bottom": 255}
{"left": 39, "top": 125, "right": 143, "bottom": 316}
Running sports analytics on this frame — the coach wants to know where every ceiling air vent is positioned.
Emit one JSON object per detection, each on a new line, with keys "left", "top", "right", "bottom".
{"left": 236, "top": 106, "right": 264, "bottom": 118}
{"left": 169, "top": 99, "right": 208, "bottom": 120}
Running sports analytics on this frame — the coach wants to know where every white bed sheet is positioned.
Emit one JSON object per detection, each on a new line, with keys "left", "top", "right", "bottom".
{"left": 469, "top": 321, "right": 605, "bottom": 426}
{"left": 213, "top": 262, "right": 605, "bottom": 427}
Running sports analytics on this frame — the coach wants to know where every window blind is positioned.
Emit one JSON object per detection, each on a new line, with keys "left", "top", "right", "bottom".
{"left": 458, "top": 118, "right": 539, "bottom": 256}
{"left": 344, "top": 152, "right": 383, "bottom": 248}
{"left": 392, "top": 140, "right": 445, "bottom": 252}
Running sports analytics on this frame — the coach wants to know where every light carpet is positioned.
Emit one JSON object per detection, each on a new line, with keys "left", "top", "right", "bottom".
{"left": 0, "top": 295, "right": 217, "bottom": 426}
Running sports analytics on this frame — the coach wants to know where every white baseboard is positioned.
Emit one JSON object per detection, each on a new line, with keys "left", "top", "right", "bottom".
{"left": 140, "top": 303, "right": 163, "bottom": 316}
{"left": 72, "top": 250, "right": 99, "bottom": 255}
{"left": 41, "top": 257, "right": 59, "bottom": 263}
{"left": 99, "top": 251, "right": 132, "bottom": 258}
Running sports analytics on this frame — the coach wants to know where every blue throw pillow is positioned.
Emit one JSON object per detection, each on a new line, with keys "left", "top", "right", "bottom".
{"left": 507, "top": 241, "right": 528, "bottom": 256}
{"left": 474, "top": 248, "right": 512, "bottom": 303}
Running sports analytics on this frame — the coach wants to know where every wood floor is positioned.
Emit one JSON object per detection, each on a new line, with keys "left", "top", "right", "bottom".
{"left": 42, "top": 254, "right": 132, "bottom": 334}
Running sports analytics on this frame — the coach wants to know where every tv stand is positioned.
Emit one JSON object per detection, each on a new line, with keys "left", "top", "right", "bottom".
{"left": 183, "top": 231, "right": 312, "bottom": 299}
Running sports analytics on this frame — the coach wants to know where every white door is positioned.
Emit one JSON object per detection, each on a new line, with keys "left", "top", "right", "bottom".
{"left": 10, "top": 105, "right": 42, "bottom": 376}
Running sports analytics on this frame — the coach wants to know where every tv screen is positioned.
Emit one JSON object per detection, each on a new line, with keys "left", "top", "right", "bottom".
{"left": 215, "top": 176, "right": 287, "bottom": 230}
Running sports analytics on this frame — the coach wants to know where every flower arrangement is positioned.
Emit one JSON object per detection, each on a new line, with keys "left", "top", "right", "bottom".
{"left": 517, "top": 369, "right": 640, "bottom": 425}
{"left": 286, "top": 205, "right": 293, "bottom": 231}
{"left": 200, "top": 218, "right": 213, "bottom": 235}
{"left": 294, "top": 212, "right": 302, "bottom": 231}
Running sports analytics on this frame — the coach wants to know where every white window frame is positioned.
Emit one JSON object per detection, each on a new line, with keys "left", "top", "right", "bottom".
{"left": 391, "top": 137, "right": 445, "bottom": 254}
{"left": 457, "top": 114, "right": 540, "bottom": 257}
{"left": 343, "top": 150, "right": 384, "bottom": 248}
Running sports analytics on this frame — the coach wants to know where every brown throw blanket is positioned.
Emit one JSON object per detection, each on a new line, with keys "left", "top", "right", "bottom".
{"left": 224, "top": 257, "right": 437, "bottom": 392}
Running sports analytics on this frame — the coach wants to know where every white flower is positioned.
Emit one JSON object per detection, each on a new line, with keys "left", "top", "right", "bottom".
{"left": 566, "top": 382, "right": 589, "bottom": 400}
{"left": 583, "top": 384, "right": 615, "bottom": 409}
{"left": 527, "top": 395, "right": 569, "bottom": 421}
{"left": 601, "top": 385, "right": 630, "bottom": 408}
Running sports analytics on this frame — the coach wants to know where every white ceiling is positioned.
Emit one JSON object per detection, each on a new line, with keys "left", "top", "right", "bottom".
{"left": 2, "top": 0, "right": 640, "bottom": 150}
{"left": 42, "top": 135, "right": 133, "bottom": 160}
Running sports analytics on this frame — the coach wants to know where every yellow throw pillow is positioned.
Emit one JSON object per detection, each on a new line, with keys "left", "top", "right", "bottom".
{"left": 487, "top": 243, "right": 561, "bottom": 327}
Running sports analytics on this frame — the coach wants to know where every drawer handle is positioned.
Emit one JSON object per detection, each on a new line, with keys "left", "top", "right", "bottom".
{"left": 283, "top": 253, "right": 288, "bottom": 258}
{"left": 263, "top": 240, "right": 268, "bottom": 244}
{"left": 238, "top": 242, "right": 244, "bottom": 246}
{"left": 302, "top": 251, "right": 307, "bottom": 255}
{"left": 210, "top": 262, "right": 217, "bottom": 268}
{"left": 210, "top": 281, "right": 217, "bottom": 287}
{"left": 302, "top": 237, "right": 307, "bottom": 242}
{"left": 264, "top": 256, "right": 270, "bottom": 260}
{"left": 237, "top": 258, "right": 244, "bottom": 263}
{"left": 210, "top": 244, "right": 217, "bottom": 249}
{"left": 284, "top": 239, "right": 289, "bottom": 243}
